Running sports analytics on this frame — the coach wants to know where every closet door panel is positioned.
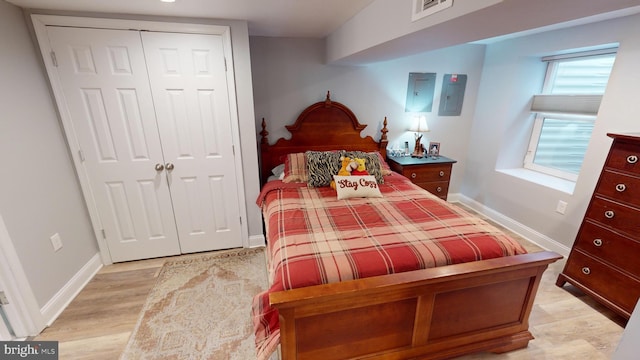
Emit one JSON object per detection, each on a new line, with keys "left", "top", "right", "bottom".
{"left": 47, "top": 27, "right": 180, "bottom": 262}
{"left": 141, "top": 32, "right": 242, "bottom": 253}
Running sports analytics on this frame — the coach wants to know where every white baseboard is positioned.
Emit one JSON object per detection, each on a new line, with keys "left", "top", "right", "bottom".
{"left": 452, "top": 193, "right": 571, "bottom": 257}
{"left": 248, "top": 234, "right": 266, "bottom": 248}
{"left": 40, "top": 253, "right": 103, "bottom": 327}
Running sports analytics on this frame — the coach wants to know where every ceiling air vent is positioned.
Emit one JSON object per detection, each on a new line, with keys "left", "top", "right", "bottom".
{"left": 412, "top": 0, "right": 453, "bottom": 21}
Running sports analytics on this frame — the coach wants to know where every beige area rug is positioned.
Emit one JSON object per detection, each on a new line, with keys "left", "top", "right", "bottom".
{"left": 120, "top": 248, "right": 268, "bottom": 360}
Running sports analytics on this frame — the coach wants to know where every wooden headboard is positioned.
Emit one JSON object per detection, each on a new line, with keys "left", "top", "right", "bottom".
{"left": 259, "top": 91, "right": 389, "bottom": 183}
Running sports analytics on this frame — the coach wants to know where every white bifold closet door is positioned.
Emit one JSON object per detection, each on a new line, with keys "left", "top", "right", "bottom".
{"left": 47, "top": 26, "right": 242, "bottom": 262}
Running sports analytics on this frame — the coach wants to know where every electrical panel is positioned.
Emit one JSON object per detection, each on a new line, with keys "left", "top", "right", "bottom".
{"left": 405, "top": 72, "right": 436, "bottom": 112}
{"left": 438, "top": 74, "right": 467, "bottom": 116}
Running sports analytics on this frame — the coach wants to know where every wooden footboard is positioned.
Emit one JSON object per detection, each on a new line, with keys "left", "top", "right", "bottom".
{"left": 270, "top": 251, "right": 561, "bottom": 360}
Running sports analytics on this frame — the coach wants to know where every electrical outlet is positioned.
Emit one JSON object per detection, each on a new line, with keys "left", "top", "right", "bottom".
{"left": 50, "top": 233, "right": 63, "bottom": 252}
{"left": 556, "top": 200, "right": 568, "bottom": 215}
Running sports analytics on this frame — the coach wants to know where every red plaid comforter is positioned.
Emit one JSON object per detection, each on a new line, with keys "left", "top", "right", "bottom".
{"left": 252, "top": 173, "right": 526, "bottom": 359}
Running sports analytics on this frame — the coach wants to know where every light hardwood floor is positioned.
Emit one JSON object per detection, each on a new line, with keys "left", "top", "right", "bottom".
{"left": 33, "top": 256, "right": 168, "bottom": 359}
{"left": 34, "top": 214, "right": 627, "bottom": 359}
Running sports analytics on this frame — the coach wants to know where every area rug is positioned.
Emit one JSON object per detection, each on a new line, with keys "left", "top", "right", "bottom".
{"left": 120, "top": 248, "right": 268, "bottom": 360}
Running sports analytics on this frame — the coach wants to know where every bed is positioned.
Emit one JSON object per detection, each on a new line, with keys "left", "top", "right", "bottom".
{"left": 253, "top": 92, "right": 561, "bottom": 360}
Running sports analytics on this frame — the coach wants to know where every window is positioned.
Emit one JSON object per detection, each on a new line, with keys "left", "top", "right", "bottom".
{"left": 524, "top": 49, "right": 616, "bottom": 181}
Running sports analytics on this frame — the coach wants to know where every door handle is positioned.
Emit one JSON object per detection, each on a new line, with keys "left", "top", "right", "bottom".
{"left": 155, "top": 163, "right": 164, "bottom": 171}
{"left": 165, "top": 163, "right": 175, "bottom": 171}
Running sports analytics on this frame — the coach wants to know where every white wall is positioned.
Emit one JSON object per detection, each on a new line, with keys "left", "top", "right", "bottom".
{"left": 613, "top": 300, "right": 640, "bottom": 359}
{"left": 250, "top": 36, "right": 486, "bottom": 193}
{"left": 463, "top": 13, "right": 640, "bottom": 249}
{"left": 0, "top": 0, "right": 98, "bottom": 308}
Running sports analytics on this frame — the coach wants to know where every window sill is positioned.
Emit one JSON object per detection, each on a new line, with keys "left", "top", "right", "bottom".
{"left": 497, "top": 168, "right": 575, "bottom": 194}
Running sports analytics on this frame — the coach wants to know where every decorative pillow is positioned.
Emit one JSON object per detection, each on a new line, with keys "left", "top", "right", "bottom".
{"left": 271, "top": 163, "right": 285, "bottom": 178}
{"left": 334, "top": 175, "right": 383, "bottom": 200}
{"left": 306, "top": 151, "right": 342, "bottom": 187}
{"left": 341, "top": 151, "right": 385, "bottom": 184}
{"left": 282, "top": 153, "right": 308, "bottom": 183}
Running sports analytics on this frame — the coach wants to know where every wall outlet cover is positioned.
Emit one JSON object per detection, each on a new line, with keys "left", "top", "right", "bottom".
{"left": 556, "top": 200, "right": 568, "bottom": 215}
{"left": 50, "top": 233, "right": 63, "bottom": 252}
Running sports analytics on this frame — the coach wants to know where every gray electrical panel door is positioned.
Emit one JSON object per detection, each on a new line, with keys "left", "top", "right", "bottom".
{"left": 405, "top": 72, "right": 436, "bottom": 112}
{"left": 438, "top": 74, "right": 467, "bottom": 116}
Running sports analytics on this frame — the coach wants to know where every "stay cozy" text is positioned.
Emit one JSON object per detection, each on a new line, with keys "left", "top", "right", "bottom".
{"left": 337, "top": 178, "right": 378, "bottom": 191}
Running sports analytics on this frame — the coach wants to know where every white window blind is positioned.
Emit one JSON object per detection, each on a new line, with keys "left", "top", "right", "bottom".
{"left": 525, "top": 50, "right": 616, "bottom": 180}
{"left": 531, "top": 117, "right": 595, "bottom": 175}
{"left": 531, "top": 95, "right": 602, "bottom": 115}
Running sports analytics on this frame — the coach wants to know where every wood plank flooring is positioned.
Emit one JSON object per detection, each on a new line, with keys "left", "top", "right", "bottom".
{"left": 33, "top": 257, "right": 167, "bottom": 359}
{"left": 34, "top": 210, "right": 627, "bottom": 359}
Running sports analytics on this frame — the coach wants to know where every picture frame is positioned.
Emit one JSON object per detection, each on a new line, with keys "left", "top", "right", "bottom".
{"left": 428, "top": 142, "right": 440, "bottom": 158}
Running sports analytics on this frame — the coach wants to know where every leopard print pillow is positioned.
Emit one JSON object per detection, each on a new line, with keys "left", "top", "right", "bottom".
{"left": 305, "top": 151, "right": 342, "bottom": 187}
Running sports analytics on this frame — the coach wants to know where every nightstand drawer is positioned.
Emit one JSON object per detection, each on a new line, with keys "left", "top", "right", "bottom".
{"left": 402, "top": 164, "right": 452, "bottom": 183}
{"left": 574, "top": 220, "right": 640, "bottom": 276}
{"left": 386, "top": 155, "right": 457, "bottom": 201}
{"left": 417, "top": 181, "right": 449, "bottom": 199}
{"left": 564, "top": 249, "right": 640, "bottom": 313}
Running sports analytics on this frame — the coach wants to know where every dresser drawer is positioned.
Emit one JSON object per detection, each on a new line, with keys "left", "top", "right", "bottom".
{"left": 401, "top": 164, "right": 452, "bottom": 183}
{"left": 607, "top": 141, "right": 640, "bottom": 175}
{"left": 585, "top": 197, "right": 640, "bottom": 239}
{"left": 574, "top": 221, "right": 640, "bottom": 276}
{"left": 597, "top": 170, "right": 640, "bottom": 206}
{"left": 564, "top": 250, "right": 640, "bottom": 313}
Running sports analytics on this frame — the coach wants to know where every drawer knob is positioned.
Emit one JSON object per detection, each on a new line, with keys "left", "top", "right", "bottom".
{"left": 439, "top": 171, "right": 445, "bottom": 177}
{"left": 616, "top": 183, "right": 627, "bottom": 192}
{"left": 411, "top": 172, "right": 417, "bottom": 179}
{"left": 581, "top": 267, "right": 591, "bottom": 275}
{"left": 604, "top": 210, "right": 615, "bottom": 219}
{"left": 627, "top": 155, "right": 638, "bottom": 164}
{"left": 436, "top": 186, "right": 442, "bottom": 193}
{"left": 593, "top": 238, "right": 603, "bottom": 247}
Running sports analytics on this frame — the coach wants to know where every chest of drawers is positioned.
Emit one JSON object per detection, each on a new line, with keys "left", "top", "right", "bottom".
{"left": 386, "top": 155, "right": 456, "bottom": 200}
{"left": 556, "top": 133, "right": 640, "bottom": 319}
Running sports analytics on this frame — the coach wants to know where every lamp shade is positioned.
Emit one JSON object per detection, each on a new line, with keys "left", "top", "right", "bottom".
{"left": 409, "top": 116, "right": 429, "bottom": 133}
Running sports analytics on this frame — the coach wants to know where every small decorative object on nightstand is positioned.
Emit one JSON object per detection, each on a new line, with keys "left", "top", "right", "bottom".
{"left": 409, "top": 115, "right": 429, "bottom": 158}
{"left": 387, "top": 155, "right": 456, "bottom": 200}
{"left": 428, "top": 142, "right": 440, "bottom": 159}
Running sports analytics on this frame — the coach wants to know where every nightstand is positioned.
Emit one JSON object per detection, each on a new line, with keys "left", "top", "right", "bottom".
{"left": 387, "top": 155, "right": 457, "bottom": 200}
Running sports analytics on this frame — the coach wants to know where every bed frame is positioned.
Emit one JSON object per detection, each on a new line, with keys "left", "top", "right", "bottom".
{"left": 259, "top": 91, "right": 388, "bottom": 183}
{"left": 259, "top": 92, "right": 562, "bottom": 359}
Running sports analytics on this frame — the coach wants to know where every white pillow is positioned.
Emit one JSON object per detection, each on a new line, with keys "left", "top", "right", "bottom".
{"left": 333, "top": 175, "right": 382, "bottom": 200}
{"left": 271, "top": 163, "right": 285, "bottom": 178}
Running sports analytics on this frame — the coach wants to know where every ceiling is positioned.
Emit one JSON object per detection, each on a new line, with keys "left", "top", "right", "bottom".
{"left": 6, "top": 0, "right": 375, "bottom": 38}
{"left": 7, "top": 0, "right": 640, "bottom": 63}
